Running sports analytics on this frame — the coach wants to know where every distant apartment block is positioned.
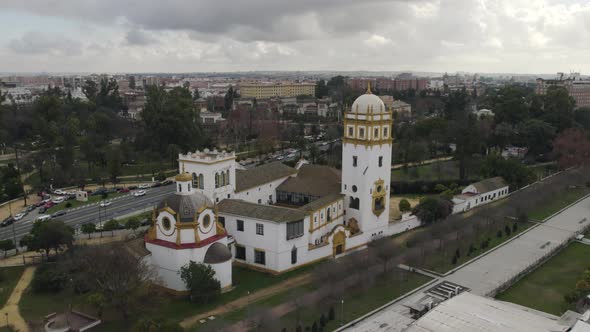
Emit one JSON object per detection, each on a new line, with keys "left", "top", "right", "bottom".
{"left": 239, "top": 82, "right": 315, "bottom": 99}
{"left": 536, "top": 73, "right": 590, "bottom": 108}
{"left": 347, "top": 77, "right": 428, "bottom": 92}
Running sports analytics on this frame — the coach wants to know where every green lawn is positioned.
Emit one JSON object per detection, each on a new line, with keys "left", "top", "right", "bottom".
{"left": 0, "top": 267, "right": 25, "bottom": 307}
{"left": 277, "top": 271, "right": 431, "bottom": 332}
{"left": 46, "top": 192, "right": 126, "bottom": 214}
{"left": 19, "top": 263, "right": 320, "bottom": 330}
{"left": 528, "top": 187, "right": 590, "bottom": 221}
{"left": 496, "top": 242, "right": 590, "bottom": 315}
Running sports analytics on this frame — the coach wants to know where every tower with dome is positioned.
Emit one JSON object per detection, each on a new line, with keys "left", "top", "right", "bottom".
{"left": 341, "top": 83, "right": 393, "bottom": 240}
{"left": 144, "top": 172, "right": 233, "bottom": 292}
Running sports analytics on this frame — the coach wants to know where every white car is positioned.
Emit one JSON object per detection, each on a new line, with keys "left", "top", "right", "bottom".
{"left": 37, "top": 215, "right": 52, "bottom": 222}
{"left": 99, "top": 201, "right": 112, "bottom": 207}
{"left": 138, "top": 184, "right": 150, "bottom": 189}
{"left": 14, "top": 213, "right": 26, "bottom": 221}
{"left": 51, "top": 197, "right": 66, "bottom": 204}
{"left": 53, "top": 189, "right": 65, "bottom": 195}
{"left": 134, "top": 190, "right": 146, "bottom": 197}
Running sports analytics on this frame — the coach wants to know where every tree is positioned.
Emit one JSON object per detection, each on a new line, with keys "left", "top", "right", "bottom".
{"left": 368, "top": 238, "right": 399, "bottom": 273}
{"left": 542, "top": 86, "right": 575, "bottom": 131}
{"left": 106, "top": 147, "right": 122, "bottom": 184}
{"left": 521, "top": 119, "right": 556, "bottom": 157}
{"left": 0, "top": 239, "right": 15, "bottom": 258}
{"left": 192, "top": 88, "right": 200, "bottom": 100}
{"left": 87, "top": 292, "right": 106, "bottom": 319}
{"left": 103, "top": 219, "right": 120, "bottom": 236}
{"left": 126, "top": 218, "right": 141, "bottom": 235}
{"left": 480, "top": 154, "right": 535, "bottom": 189}
{"left": 27, "top": 220, "right": 74, "bottom": 257}
{"left": 398, "top": 199, "right": 411, "bottom": 213}
{"left": 179, "top": 261, "right": 221, "bottom": 304}
{"left": 412, "top": 197, "right": 452, "bottom": 224}
{"left": 552, "top": 128, "right": 590, "bottom": 169}
{"left": 81, "top": 223, "right": 96, "bottom": 239}
{"left": 315, "top": 80, "right": 329, "bottom": 98}
{"left": 128, "top": 76, "right": 136, "bottom": 90}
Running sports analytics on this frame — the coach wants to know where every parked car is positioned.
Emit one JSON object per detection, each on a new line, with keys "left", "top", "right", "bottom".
{"left": 138, "top": 184, "right": 150, "bottom": 189}
{"left": 99, "top": 201, "right": 112, "bottom": 207}
{"left": 27, "top": 205, "right": 36, "bottom": 212}
{"left": 51, "top": 210, "right": 66, "bottom": 218}
{"left": 117, "top": 187, "right": 130, "bottom": 193}
{"left": 53, "top": 189, "right": 65, "bottom": 195}
{"left": 35, "top": 201, "right": 45, "bottom": 207}
{"left": 43, "top": 202, "right": 55, "bottom": 209}
{"left": 91, "top": 189, "right": 107, "bottom": 196}
{"left": 152, "top": 182, "right": 162, "bottom": 188}
{"left": 14, "top": 213, "right": 26, "bottom": 221}
{"left": 38, "top": 207, "right": 47, "bottom": 214}
{"left": 51, "top": 197, "right": 66, "bottom": 204}
{"left": 1, "top": 216, "right": 15, "bottom": 227}
{"left": 134, "top": 190, "right": 146, "bottom": 197}
{"left": 37, "top": 215, "right": 52, "bottom": 222}
{"left": 128, "top": 185, "right": 138, "bottom": 190}
{"left": 161, "top": 180, "right": 173, "bottom": 186}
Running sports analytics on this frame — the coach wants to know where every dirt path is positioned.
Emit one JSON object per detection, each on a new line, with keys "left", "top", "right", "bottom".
{"left": 0, "top": 266, "right": 35, "bottom": 332}
{"left": 180, "top": 273, "right": 312, "bottom": 329}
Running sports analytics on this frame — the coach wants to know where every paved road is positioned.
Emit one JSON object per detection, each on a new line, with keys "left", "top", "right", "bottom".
{"left": 0, "top": 186, "right": 175, "bottom": 243}
{"left": 341, "top": 194, "right": 590, "bottom": 332}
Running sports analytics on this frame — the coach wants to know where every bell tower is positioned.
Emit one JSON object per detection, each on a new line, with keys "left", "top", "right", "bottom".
{"left": 341, "top": 83, "right": 393, "bottom": 239}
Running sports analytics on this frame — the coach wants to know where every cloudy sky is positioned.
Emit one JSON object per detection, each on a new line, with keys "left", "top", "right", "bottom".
{"left": 1, "top": 0, "right": 589, "bottom": 74}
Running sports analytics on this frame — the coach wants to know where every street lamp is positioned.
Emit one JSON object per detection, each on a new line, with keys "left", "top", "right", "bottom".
{"left": 340, "top": 299, "right": 344, "bottom": 326}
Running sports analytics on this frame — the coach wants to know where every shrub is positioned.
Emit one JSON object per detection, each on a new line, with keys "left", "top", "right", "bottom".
{"left": 32, "top": 264, "right": 68, "bottom": 293}
{"left": 504, "top": 225, "right": 512, "bottom": 236}
{"left": 65, "top": 202, "right": 72, "bottom": 208}
{"left": 434, "top": 184, "right": 447, "bottom": 193}
{"left": 328, "top": 307, "right": 335, "bottom": 320}
{"left": 455, "top": 248, "right": 461, "bottom": 258}
{"left": 101, "top": 192, "right": 108, "bottom": 199}
{"left": 320, "top": 313, "right": 326, "bottom": 328}
{"left": 398, "top": 199, "right": 411, "bottom": 213}
{"left": 496, "top": 230, "right": 503, "bottom": 238}
{"left": 451, "top": 255, "right": 458, "bottom": 265}
{"left": 512, "top": 223, "right": 518, "bottom": 232}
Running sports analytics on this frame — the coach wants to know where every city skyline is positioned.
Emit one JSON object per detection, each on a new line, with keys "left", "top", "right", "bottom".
{"left": 1, "top": 0, "right": 590, "bottom": 74}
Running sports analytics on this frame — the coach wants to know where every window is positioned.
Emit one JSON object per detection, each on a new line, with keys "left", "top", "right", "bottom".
{"left": 352, "top": 185, "right": 357, "bottom": 192}
{"left": 226, "top": 170, "right": 230, "bottom": 185}
{"left": 218, "top": 216, "right": 225, "bottom": 228}
{"left": 192, "top": 173, "right": 199, "bottom": 188}
{"left": 349, "top": 197, "right": 360, "bottom": 210}
{"left": 254, "top": 250, "right": 266, "bottom": 265}
{"left": 199, "top": 174, "right": 204, "bottom": 189}
{"left": 202, "top": 215, "right": 211, "bottom": 228}
{"left": 379, "top": 156, "right": 383, "bottom": 167}
{"left": 374, "top": 128, "right": 379, "bottom": 138}
{"left": 359, "top": 128, "right": 365, "bottom": 138}
{"left": 256, "top": 223, "right": 264, "bottom": 235}
{"left": 178, "top": 184, "right": 181, "bottom": 192}
{"left": 353, "top": 156, "right": 358, "bottom": 167}
{"left": 383, "top": 127, "right": 389, "bottom": 138}
{"left": 162, "top": 217, "right": 171, "bottom": 231}
{"left": 291, "top": 246, "right": 297, "bottom": 264}
{"left": 348, "top": 127, "right": 354, "bottom": 137}
{"left": 287, "top": 220, "right": 304, "bottom": 240}
{"left": 215, "top": 173, "right": 219, "bottom": 188}
{"left": 258, "top": 199, "right": 262, "bottom": 204}
{"left": 237, "top": 219, "right": 244, "bottom": 231}
{"left": 235, "top": 245, "right": 246, "bottom": 260}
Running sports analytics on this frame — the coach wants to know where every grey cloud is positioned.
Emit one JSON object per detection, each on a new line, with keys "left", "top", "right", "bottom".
{"left": 126, "top": 29, "right": 156, "bottom": 45}
{"left": 8, "top": 31, "right": 83, "bottom": 56}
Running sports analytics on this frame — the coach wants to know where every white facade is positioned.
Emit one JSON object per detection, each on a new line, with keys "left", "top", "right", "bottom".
{"left": 233, "top": 177, "right": 289, "bottom": 205}
{"left": 452, "top": 178, "right": 509, "bottom": 214}
{"left": 179, "top": 149, "right": 236, "bottom": 203}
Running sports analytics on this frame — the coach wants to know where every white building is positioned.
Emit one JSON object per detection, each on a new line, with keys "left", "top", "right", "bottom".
{"left": 452, "top": 177, "right": 509, "bottom": 214}
{"left": 199, "top": 109, "right": 224, "bottom": 125}
{"left": 143, "top": 172, "right": 233, "bottom": 292}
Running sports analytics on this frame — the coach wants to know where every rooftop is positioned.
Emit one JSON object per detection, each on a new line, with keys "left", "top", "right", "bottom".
{"left": 467, "top": 176, "right": 508, "bottom": 194}
{"left": 276, "top": 164, "right": 341, "bottom": 198}
{"left": 218, "top": 199, "right": 306, "bottom": 223}
{"left": 235, "top": 162, "right": 297, "bottom": 192}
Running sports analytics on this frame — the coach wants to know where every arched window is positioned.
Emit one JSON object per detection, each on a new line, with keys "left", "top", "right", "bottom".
{"left": 226, "top": 170, "right": 230, "bottom": 185}
{"left": 178, "top": 184, "right": 181, "bottom": 192}
{"left": 215, "top": 173, "right": 219, "bottom": 188}
{"left": 220, "top": 172, "right": 226, "bottom": 187}
{"left": 192, "top": 173, "right": 198, "bottom": 188}
{"left": 199, "top": 174, "right": 204, "bottom": 189}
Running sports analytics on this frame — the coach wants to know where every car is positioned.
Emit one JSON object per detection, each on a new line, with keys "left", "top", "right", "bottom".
{"left": 36, "top": 215, "right": 52, "bottom": 222}
{"left": 51, "top": 197, "right": 66, "bottom": 204}
{"left": 1, "top": 216, "right": 14, "bottom": 227}
{"left": 128, "top": 185, "right": 138, "bottom": 190}
{"left": 138, "top": 184, "right": 150, "bottom": 189}
{"left": 152, "top": 182, "right": 162, "bottom": 188}
{"left": 161, "top": 180, "right": 173, "bottom": 186}
{"left": 51, "top": 210, "right": 66, "bottom": 218}
{"left": 91, "top": 189, "right": 107, "bottom": 196}
{"left": 38, "top": 207, "right": 47, "bottom": 214}
{"left": 35, "top": 201, "right": 45, "bottom": 207}
{"left": 27, "top": 205, "right": 36, "bottom": 212}
{"left": 53, "top": 189, "right": 65, "bottom": 195}
{"left": 117, "top": 187, "right": 130, "bottom": 193}
{"left": 134, "top": 190, "right": 146, "bottom": 197}
{"left": 14, "top": 213, "right": 26, "bottom": 221}
{"left": 44, "top": 201, "right": 55, "bottom": 209}
{"left": 99, "top": 201, "right": 112, "bottom": 207}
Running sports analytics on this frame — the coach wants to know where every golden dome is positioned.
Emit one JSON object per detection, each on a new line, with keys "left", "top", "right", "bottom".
{"left": 175, "top": 172, "right": 192, "bottom": 182}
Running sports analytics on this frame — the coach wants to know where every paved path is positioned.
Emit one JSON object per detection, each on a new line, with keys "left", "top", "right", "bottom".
{"left": 340, "top": 194, "right": 590, "bottom": 331}
{"left": 180, "top": 273, "right": 312, "bottom": 329}
{"left": 0, "top": 266, "right": 35, "bottom": 332}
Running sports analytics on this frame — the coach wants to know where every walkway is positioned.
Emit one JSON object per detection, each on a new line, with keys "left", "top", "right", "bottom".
{"left": 180, "top": 273, "right": 312, "bottom": 329}
{"left": 0, "top": 266, "right": 35, "bottom": 332}
{"left": 340, "top": 194, "right": 590, "bottom": 331}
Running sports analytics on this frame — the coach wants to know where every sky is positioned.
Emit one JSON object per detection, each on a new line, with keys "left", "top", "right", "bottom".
{"left": 1, "top": 0, "right": 590, "bottom": 74}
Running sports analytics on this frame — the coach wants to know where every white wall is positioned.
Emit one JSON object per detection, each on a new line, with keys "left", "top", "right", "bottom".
{"left": 233, "top": 176, "right": 291, "bottom": 205}
{"left": 182, "top": 157, "right": 236, "bottom": 203}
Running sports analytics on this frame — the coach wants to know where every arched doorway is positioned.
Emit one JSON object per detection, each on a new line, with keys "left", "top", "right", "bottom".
{"left": 332, "top": 231, "right": 346, "bottom": 256}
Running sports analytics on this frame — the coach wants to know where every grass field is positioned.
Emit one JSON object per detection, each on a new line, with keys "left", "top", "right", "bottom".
{"left": 0, "top": 267, "right": 25, "bottom": 307}
{"left": 19, "top": 262, "right": 320, "bottom": 331}
{"left": 528, "top": 187, "right": 590, "bottom": 221}
{"left": 46, "top": 192, "right": 126, "bottom": 214}
{"left": 496, "top": 242, "right": 590, "bottom": 315}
